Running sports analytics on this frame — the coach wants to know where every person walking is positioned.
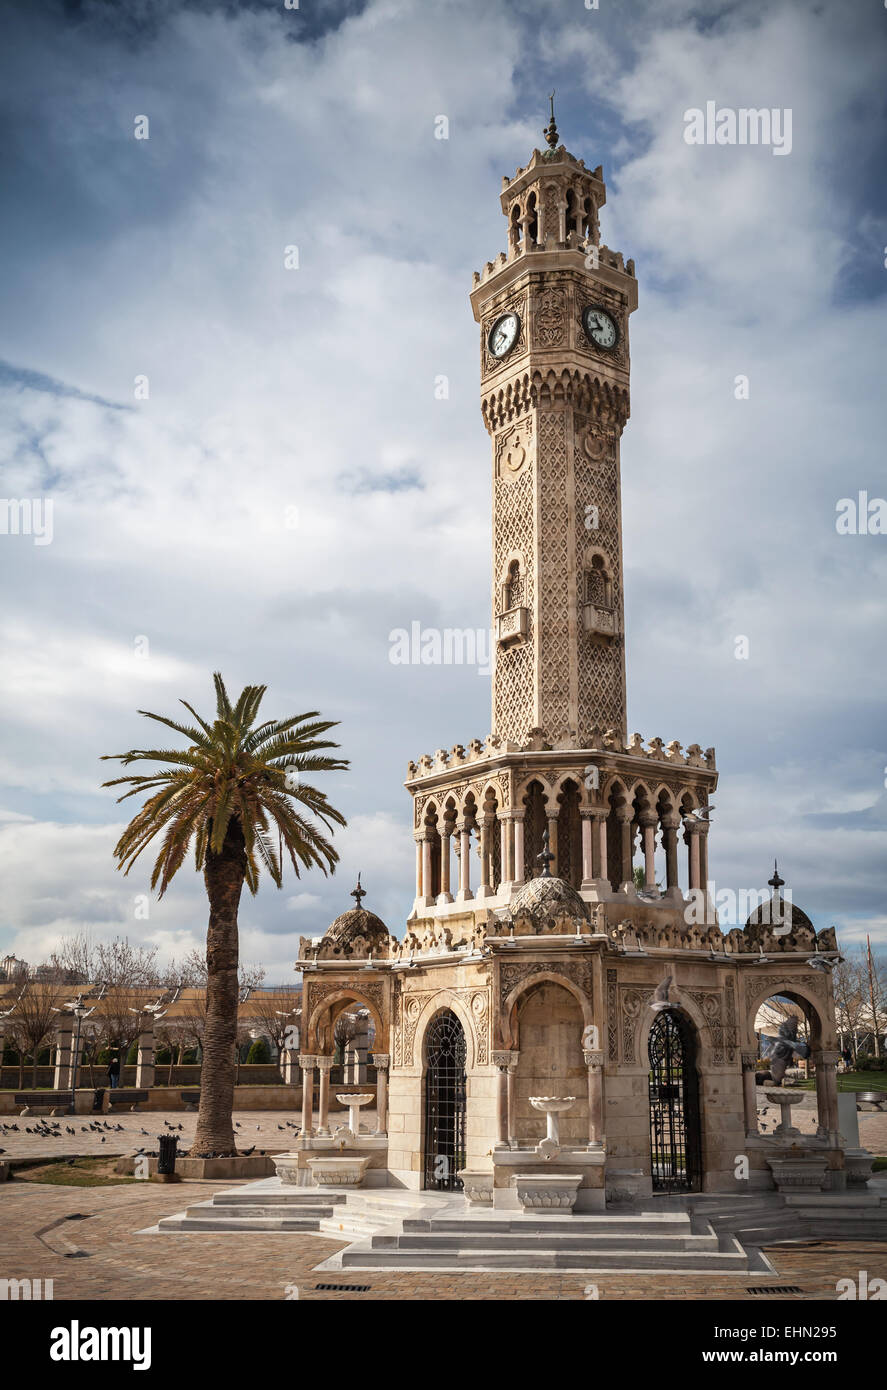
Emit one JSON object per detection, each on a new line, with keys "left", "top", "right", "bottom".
{"left": 107, "top": 1054, "right": 121, "bottom": 1089}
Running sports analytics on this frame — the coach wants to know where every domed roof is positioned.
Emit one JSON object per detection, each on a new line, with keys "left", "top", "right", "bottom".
{"left": 510, "top": 874, "right": 588, "bottom": 924}
{"left": 325, "top": 905, "right": 390, "bottom": 949}
{"left": 323, "top": 877, "right": 390, "bottom": 953}
{"left": 744, "top": 863, "right": 814, "bottom": 933}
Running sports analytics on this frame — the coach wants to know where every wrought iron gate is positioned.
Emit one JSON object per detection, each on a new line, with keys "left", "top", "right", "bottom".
{"left": 648, "top": 1009, "right": 702, "bottom": 1193}
{"left": 423, "top": 1009, "right": 467, "bottom": 1191}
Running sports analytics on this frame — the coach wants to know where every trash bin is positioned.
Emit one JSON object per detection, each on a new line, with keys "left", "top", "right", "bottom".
{"left": 92, "top": 1088, "right": 106, "bottom": 1112}
{"left": 157, "top": 1134, "right": 179, "bottom": 1175}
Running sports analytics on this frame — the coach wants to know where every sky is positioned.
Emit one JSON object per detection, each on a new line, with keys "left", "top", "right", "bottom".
{"left": 0, "top": 0, "right": 885, "bottom": 983}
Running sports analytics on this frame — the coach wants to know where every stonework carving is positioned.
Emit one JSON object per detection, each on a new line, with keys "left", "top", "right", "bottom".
{"left": 535, "top": 289, "right": 566, "bottom": 347}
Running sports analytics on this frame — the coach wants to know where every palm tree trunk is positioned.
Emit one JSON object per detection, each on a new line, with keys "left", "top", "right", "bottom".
{"left": 191, "top": 817, "right": 245, "bottom": 1156}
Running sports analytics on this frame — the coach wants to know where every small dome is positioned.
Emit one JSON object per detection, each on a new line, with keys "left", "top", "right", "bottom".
{"left": 325, "top": 905, "right": 390, "bottom": 950}
{"left": 510, "top": 875, "right": 588, "bottom": 924}
{"left": 744, "top": 863, "right": 814, "bottom": 934}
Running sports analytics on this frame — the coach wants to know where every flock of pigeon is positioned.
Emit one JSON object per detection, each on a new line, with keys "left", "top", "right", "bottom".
{"left": 0, "top": 1113, "right": 303, "bottom": 1158}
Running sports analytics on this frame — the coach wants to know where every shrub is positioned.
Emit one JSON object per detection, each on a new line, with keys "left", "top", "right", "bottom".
{"left": 245, "top": 1038, "right": 271, "bottom": 1065}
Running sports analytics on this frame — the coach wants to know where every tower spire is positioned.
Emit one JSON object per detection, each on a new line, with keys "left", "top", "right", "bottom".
{"left": 543, "top": 91, "right": 559, "bottom": 150}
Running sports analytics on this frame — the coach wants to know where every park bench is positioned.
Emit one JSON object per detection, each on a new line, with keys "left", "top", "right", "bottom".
{"left": 14, "top": 1091, "right": 70, "bottom": 1115}
{"left": 107, "top": 1088, "right": 149, "bottom": 1112}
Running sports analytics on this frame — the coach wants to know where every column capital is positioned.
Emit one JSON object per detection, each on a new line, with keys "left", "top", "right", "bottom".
{"left": 315, "top": 1055, "right": 334, "bottom": 1071}
{"left": 491, "top": 1049, "right": 519, "bottom": 1070}
{"left": 637, "top": 811, "right": 658, "bottom": 828}
{"left": 583, "top": 1049, "right": 605, "bottom": 1068}
{"left": 741, "top": 1051, "right": 758, "bottom": 1070}
{"left": 614, "top": 805, "right": 633, "bottom": 824}
{"left": 298, "top": 1053, "right": 318, "bottom": 1068}
{"left": 373, "top": 1053, "right": 390, "bottom": 1070}
{"left": 812, "top": 1050, "right": 842, "bottom": 1067}
{"left": 660, "top": 812, "right": 681, "bottom": 830}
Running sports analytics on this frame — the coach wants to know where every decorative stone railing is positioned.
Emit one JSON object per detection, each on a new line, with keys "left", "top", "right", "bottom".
{"left": 407, "top": 729, "right": 716, "bottom": 781}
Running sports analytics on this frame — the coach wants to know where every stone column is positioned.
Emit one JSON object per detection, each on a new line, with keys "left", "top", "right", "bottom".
{"left": 685, "top": 819, "right": 702, "bottom": 890}
{"left": 580, "top": 810, "right": 595, "bottom": 888}
{"left": 697, "top": 820, "right": 710, "bottom": 894}
{"left": 315, "top": 1055, "right": 333, "bottom": 1136}
{"left": 135, "top": 1022, "right": 155, "bottom": 1090}
{"left": 506, "top": 1057, "right": 518, "bottom": 1148}
{"left": 477, "top": 814, "right": 495, "bottom": 900}
{"left": 512, "top": 811, "right": 525, "bottom": 884}
{"left": 498, "top": 815, "right": 510, "bottom": 888}
{"left": 546, "top": 814, "right": 559, "bottom": 875}
{"left": 421, "top": 833, "right": 434, "bottom": 907}
{"left": 594, "top": 811, "right": 608, "bottom": 882}
{"left": 414, "top": 835, "right": 423, "bottom": 901}
{"left": 661, "top": 813, "right": 680, "bottom": 889}
{"left": 456, "top": 820, "right": 473, "bottom": 902}
{"left": 639, "top": 814, "right": 657, "bottom": 887}
{"left": 615, "top": 807, "right": 633, "bottom": 886}
{"left": 438, "top": 830, "right": 453, "bottom": 904}
{"left": 741, "top": 1051, "right": 759, "bottom": 1136}
{"left": 493, "top": 1050, "right": 519, "bottom": 1148}
{"left": 298, "top": 1054, "right": 316, "bottom": 1137}
{"left": 53, "top": 1018, "right": 75, "bottom": 1091}
{"left": 374, "top": 1053, "right": 389, "bottom": 1135}
{"left": 583, "top": 1048, "right": 605, "bottom": 1150}
{"left": 813, "top": 1050, "right": 842, "bottom": 1144}
{"left": 493, "top": 1051, "right": 510, "bottom": 1148}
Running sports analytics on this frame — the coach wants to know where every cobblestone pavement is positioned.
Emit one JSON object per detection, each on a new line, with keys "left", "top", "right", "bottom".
{"left": 1, "top": 1177, "right": 886, "bottom": 1301}
{"left": 0, "top": 1110, "right": 305, "bottom": 1161}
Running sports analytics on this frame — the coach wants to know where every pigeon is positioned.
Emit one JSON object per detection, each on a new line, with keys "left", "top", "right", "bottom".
{"left": 100, "top": 1137, "right": 106, "bottom": 1143}
{"left": 278, "top": 1125, "right": 285, "bottom": 1131}
{"left": 650, "top": 976, "right": 677, "bottom": 1012}
{"left": 141, "top": 1129, "right": 149, "bottom": 1136}
{"left": 241, "top": 1145, "right": 255, "bottom": 1156}
{"left": 0, "top": 1148, "right": 4, "bottom": 1154}
{"left": 66, "top": 1157, "right": 76, "bottom": 1166}
{"left": 66, "top": 1127, "right": 75, "bottom": 1135}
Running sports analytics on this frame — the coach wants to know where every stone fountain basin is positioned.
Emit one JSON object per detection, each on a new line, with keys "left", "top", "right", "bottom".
{"left": 272, "top": 1153, "right": 302, "bottom": 1186}
{"left": 307, "top": 1155, "right": 371, "bottom": 1187}
{"left": 529, "top": 1097, "right": 576, "bottom": 1114}
{"left": 763, "top": 1089, "right": 808, "bottom": 1107}
{"left": 335, "top": 1093, "right": 374, "bottom": 1106}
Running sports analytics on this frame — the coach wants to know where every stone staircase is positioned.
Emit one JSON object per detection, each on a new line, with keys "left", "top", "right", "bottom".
{"left": 156, "top": 1177, "right": 887, "bottom": 1274}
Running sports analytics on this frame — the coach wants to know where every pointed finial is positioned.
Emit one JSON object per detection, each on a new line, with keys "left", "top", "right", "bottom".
{"left": 537, "top": 828, "right": 555, "bottom": 878}
{"left": 351, "top": 874, "right": 366, "bottom": 909}
{"left": 769, "top": 860, "right": 784, "bottom": 893}
{"left": 543, "top": 90, "right": 559, "bottom": 150}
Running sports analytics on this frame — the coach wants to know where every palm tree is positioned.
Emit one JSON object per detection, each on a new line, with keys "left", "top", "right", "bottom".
{"left": 102, "top": 673, "right": 347, "bottom": 1156}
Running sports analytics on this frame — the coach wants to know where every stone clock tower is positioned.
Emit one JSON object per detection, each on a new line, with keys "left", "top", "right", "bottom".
{"left": 471, "top": 109, "right": 638, "bottom": 748}
{"left": 404, "top": 115, "right": 716, "bottom": 905}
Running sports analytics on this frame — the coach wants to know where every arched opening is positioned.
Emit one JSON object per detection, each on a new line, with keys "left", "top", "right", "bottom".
{"left": 565, "top": 188, "right": 577, "bottom": 237}
{"left": 556, "top": 778, "right": 582, "bottom": 888}
{"left": 527, "top": 192, "right": 538, "bottom": 246}
{"left": 504, "top": 558, "right": 523, "bottom": 609}
{"left": 423, "top": 1009, "right": 467, "bottom": 1191}
{"left": 523, "top": 779, "right": 547, "bottom": 878}
{"left": 424, "top": 802, "right": 441, "bottom": 900}
{"left": 648, "top": 1009, "right": 702, "bottom": 1193}
{"left": 513, "top": 982, "right": 587, "bottom": 1145}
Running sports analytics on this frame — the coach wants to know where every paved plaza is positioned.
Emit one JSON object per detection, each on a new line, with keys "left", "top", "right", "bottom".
{"left": 1, "top": 1174, "right": 886, "bottom": 1301}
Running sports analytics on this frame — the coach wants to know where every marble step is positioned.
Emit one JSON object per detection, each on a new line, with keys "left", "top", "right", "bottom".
{"left": 401, "top": 1215, "right": 693, "bottom": 1237}
{"left": 377, "top": 1230, "right": 719, "bottom": 1252}
{"left": 158, "top": 1212, "right": 325, "bottom": 1232}
{"left": 189, "top": 1203, "right": 339, "bottom": 1221}
{"left": 340, "top": 1240, "right": 750, "bottom": 1272}
{"left": 210, "top": 1188, "right": 347, "bottom": 1207}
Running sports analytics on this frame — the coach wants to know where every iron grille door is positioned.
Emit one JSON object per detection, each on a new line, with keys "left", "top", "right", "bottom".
{"left": 423, "top": 1010, "right": 467, "bottom": 1191}
{"left": 648, "top": 1009, "right": 702, "bottom": 1193}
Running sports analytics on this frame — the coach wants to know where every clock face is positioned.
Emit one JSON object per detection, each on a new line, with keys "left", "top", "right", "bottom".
{"left": 582, "top": 305, "right": 618, "bottom": 350}
{"left": 488, "top": 312, "right": 520, "bottom": 360}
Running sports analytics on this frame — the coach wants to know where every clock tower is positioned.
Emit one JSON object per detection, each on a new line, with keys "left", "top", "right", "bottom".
{"left": 471, "top": 106, "right": 637, "bottom": 748}
{"left": 406, "top": 113, "right": 716, "bottom": 907}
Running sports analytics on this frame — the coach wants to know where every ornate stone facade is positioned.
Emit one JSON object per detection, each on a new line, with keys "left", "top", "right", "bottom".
{"left": 296, "top": 127, "right": 844, "bottom": 1204}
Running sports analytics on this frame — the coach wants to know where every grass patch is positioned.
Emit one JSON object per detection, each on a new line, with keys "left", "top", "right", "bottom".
{"left": 793, "top": 1072, "right": 887, "bottom": 1093}
{"left": 14, "top": 1157, "right": 140, "bottom": 1187}
{"left": 872, "top": 1158, "right": 887, "bottom": 1172}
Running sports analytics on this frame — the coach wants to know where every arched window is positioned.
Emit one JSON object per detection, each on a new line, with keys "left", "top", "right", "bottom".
{"left": 585, "top": 554, "right": 611, "bottom": 608}
{"left": 505, "top": 558, "right": 523, "bottom": 609}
